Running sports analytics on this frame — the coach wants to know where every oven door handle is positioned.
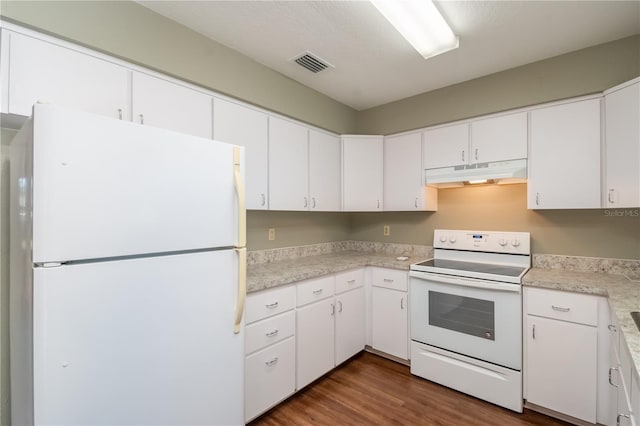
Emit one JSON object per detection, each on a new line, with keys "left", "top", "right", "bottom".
{"left": 409, "top": 271, "right": 521, "bottom": 293}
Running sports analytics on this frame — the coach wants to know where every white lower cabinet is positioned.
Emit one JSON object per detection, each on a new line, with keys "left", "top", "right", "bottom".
{"left": 370, "top": 268, "right": 409, "bottom": 360}
{"left": 244, "top": 285, "right": 296, "bottom": 422}
{"left": 335, "top": 286, "right": 365, "bottom": 366}
{"left": 524, "top": 287, "right": 603, "bottom": 424}
{"left": 606, "top": 311, "right": 637, "bottom": 426}
{"left": 296, "top": 296, "right": 336, "bottom": 389}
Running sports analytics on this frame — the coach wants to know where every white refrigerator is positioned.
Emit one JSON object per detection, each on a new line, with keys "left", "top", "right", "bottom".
{"left": 9, "top": 104, "right": 247, "bottom": 425}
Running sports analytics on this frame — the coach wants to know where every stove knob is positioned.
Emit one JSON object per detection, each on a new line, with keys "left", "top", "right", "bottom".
{"left": 439, "top": 235, "right": 447, "bottom": 243}
{"left": 511, "top": 239, "right": 520, "bottom": 247}
{"left": 499, "top": 239, "right": 508, "bottom": 246}
{"left": 448, "top": 236, "right": 456, "bottom": 244}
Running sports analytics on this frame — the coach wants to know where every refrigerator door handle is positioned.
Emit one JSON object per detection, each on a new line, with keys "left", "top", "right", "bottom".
{"left": 233, "top": 146, "right": 246, "bottom": 248}
{"left": 234, "top": 247, "right": 247, "bottom": 334}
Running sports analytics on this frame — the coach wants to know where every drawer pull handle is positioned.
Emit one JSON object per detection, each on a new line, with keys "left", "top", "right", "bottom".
{"left": 265, "top": 329, "right": 279, "bottom": 337}
{"left": 532, "top": 324, "right": 536, "bottom": 339}
{"left": 338, "top": 301, "right": 343, "bottom": 312}
{"left": 265, "top": 302, "right": 279, "bottom": 309}
{"left": 383, "top": 278, "right": 394, "bottom": 283}
{"left": 551, "top": 305, "right": 570, "bottom": 312}
{"left": 617, "top": 414, "right": 630, "bottom": 426}
{"left": 609, "top": 367, "right": 619, "bottom": 387}
{"left": 400, "top": 298, "right": 404, "bottom": 310}
{"left": 313, "top": 289, "right": 323, "bottom": 295}
{"left": 608, "top": 324, "right": 617, "bottom": 332}
{"left": 265, "top": 357, "right": 279, "bottom": 367}
{"left": 347, "top": 279, "right": 356, "bottom": 284}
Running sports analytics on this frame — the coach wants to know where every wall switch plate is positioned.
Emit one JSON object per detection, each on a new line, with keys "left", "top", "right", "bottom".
{"left": 383, "top": 225, "right": 390, "bottom": 236}
{"left": 268, "top": 228, "right": 276, "bottom": 241}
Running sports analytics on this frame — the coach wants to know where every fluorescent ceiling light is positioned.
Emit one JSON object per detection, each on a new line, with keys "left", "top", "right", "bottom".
{"left": 370, "top": 0, "right": 459, "bottom": 59}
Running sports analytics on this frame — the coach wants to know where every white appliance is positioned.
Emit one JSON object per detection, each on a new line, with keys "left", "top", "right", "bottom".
{"left": 9, "top": 104, "right": 247, "bottom": 425}
{"left": 409, "top": 229, "right": 530, "bottom": 413}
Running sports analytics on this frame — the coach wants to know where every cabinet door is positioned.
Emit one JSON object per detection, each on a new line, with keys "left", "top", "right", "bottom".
{"left": 470, "top": 112, "right": 527, "bottom": 163}
{"left": 213, "top": 98, "right": 269, "bottom": 210}
{"left": 309, "top": 130, "right": 341, "bottom": 211}
{"left": 528, "top": 98, "right": 601, "bottom": 209}
{"left": 4, "top": 31, "right": 128, "bottom": 119}
{"left": 384, "top": 132, "right": 437, "bottom": 211}
{"left": 296, "top": 298, "right": 335, "bottom": 389}
{"left": 422, "top": 123, "right": 469, "bottom": 169}
{"left": 526, "top": 315, "right": 597, "bottom": 423}
{"left": 605, "top": 81, "right": 640, "bottom": 208}
{"left": 269, "top": 117, "right": 309, "bottom": 211}
{"left": 342, "top": 136, "right": 383, "bottom": 211}
{"left": 131, "top": 72, "right": 212, "bottom": 139}
{"left": 335, "top": 287, "right": 365, "bottom": 365}
{"left": 371, "top": 287, "right": 408, "bottom": 360}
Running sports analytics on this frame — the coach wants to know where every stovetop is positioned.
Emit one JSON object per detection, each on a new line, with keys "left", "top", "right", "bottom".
{"left": 412, "top": 258, "right": 527, "bottom": 277}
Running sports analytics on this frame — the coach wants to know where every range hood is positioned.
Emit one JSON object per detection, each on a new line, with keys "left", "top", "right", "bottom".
{"left": 425, "top": 159, "right": 527, "bottom": 188}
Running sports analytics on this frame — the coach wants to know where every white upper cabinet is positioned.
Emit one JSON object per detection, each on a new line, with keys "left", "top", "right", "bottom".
{"left": 2, "top": 31, "right": 128, "bottom": 120}
{"left": 309, "top": 130, "right": 341, "bottom": 211}
{"left": 384, "top": 132, "right": 437, "bottom": 211}
{"left": 213, "top": 98, "right": 269, "bottom": 210}
{"left": 470, "top": 112, "right": 528, "bottom": 163}
{"left": 131, "top": 72, "right": 212, "bottom": 139}
{"left": 528, "top": 98, "right": 602, "bottom": 209}
{"left": 422, "top": 123, "right": 469, "bottom": 169}
{"left": 604, "top": 78, "right": 640, "bottom": 208}
{"left": 342, "top": 135, "right": 384, "bottom": 211}
{"left": 268, "top": 116, "right": 309, "bottom": 211}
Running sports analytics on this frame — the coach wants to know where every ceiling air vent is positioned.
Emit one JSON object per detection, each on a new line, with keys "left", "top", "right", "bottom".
{"left": 292, "top": 51, "right": 333, "bottom": 73}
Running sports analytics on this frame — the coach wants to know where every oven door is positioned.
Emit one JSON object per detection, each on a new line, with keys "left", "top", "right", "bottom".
{"left": 409, "top": 271, "right": 522, "bottom": 370}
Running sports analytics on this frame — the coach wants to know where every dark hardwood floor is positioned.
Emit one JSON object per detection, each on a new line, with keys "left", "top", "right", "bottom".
{"left": 249, "top": 351, "right": 571, "bottom": 426}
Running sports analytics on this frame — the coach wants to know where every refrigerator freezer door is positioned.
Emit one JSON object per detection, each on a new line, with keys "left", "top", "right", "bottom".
{"left": 30, "top": 104, "right": 242, "bottom": 263}
{"left": 31, "top": 250, "right": 243, "bottom": 425}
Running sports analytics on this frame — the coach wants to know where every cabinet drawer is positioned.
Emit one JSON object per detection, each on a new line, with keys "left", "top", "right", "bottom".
{"left": 245, "top": 337, "right": 295, "bottom": 422}
{"left": 297, "top": 275, "right": 335, "bottom": 307}
{"left": 246, "top": 310, "right": 295, "bottom": 355}
{"left": 526, "top": 287, "right": 598, "bottom": 326}
{"left": 371, "top": 267, "right": 408, "bottom": 291}
{"left": 245, "top": 285, "right": 296, "bottom": 324}
{"left": 335, "top": 268, "right": 364, "bottom": 294}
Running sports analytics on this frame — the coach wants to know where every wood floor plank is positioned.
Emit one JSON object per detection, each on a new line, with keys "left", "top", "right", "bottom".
{"left": 249, "top": 352, "right": 571, "bottom": 426}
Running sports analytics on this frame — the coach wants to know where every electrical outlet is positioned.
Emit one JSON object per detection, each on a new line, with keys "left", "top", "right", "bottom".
{"left": 383, "top": 225, "right": 390, "bottom": 236}
{"left": 268, "top": 228, "right": 276, "bottom": 241}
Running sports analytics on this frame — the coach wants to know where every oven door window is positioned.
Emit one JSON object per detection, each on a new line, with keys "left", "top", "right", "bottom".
{"left": 428, "top": 290, "right": 495, "bottom": 340}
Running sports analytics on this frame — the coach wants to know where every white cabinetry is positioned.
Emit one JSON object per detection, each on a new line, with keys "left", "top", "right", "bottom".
{"left": 528, "top": 98, "right": 601, "bottom": 209}
{"left": 423, "top": 123, "right": 469, "bottom": 169}
{"left": 1, "top": 31, "right": 129, "bottom": 120}
{"left": 604, "top": 78, "right": 640, "bottom": 208}
{"left": 244, "top": 285, "right": 296, "bottom": 422}
{"left": 131, "top": 72, "right": 212, "bottom": 139}
{"left": 309, "top": 130, "right": 341, "bottom": 211}
{"left": 384, "top": 132, "right": 437, "bottom": 211}
{"left": 213, "top": 98, "right": 269, "bottom": 210}
{"left": 370, "top": 268, "right": 408, "bottom": 360}
{"left": 606, "top": 311, "right": 637, "bottom": 426}
{"left": 524, "top": 287, "right": 599, "bottom": 423}
{"left": 268, "top": 116, "right": 309, "bottom": 211}
{"left": 334, "top": 269, "right": 365, "bottom": 366}
{"left": 342, "top": 135, "right": 384, "bottom": 211}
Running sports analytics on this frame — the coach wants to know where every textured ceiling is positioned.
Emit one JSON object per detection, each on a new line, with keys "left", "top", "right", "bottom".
{"left": 137, "top": 1, "right": 640, "bottom": 111}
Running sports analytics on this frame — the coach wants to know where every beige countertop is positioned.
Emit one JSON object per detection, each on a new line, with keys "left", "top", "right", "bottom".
{"left": 248, "top": 253, "right": 639, "bottom": 375}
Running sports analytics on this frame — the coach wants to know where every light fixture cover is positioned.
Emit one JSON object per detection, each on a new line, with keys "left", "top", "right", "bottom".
{"left": 371, "top": 0, "right": 459, "bottom": 59}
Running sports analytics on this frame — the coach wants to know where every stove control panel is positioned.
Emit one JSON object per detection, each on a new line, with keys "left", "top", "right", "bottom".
{"left": 433, "top": 229, "right": 530, "bottom": 255}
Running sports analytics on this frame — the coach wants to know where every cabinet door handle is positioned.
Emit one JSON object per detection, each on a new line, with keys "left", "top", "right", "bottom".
{"left": 304, "top": 197, "right": 308, "bottom": 208}
{"left": 414, "top": 198, "right": 418, "bottom": 208}
{"left": 535, "top": 192, "right": 540, "bottom": 206}
{"left": 532, "top": 324, "right": 536, "bottom": 339}
{"left": 261, "top": 193, "right": 266, "bottom": 207}
{"left": 331, "top": 303, "right": 335, "bottom": 316}
{"left": 312, "top": 197, "right": 316, "bottom": 208}
{"left": 265, "top": 357, "right": 279, "bottom": 367}
{"left": 609, "top": 367, "right": 619, "bottom": 387}
{"left": 347, "top": 279, "right": 356, "bottom": 284}
{"left": 117, "top": 108, "right": 123, "bottom": 120}
{"left": 139, "top": 113, "right": 144, "bottom": 124}
{"left": 338, "top": 300, "right": 343, "bottom": 312}
{"left": 265, "top": 301, "right": 279, "bottom": 309}
{"left": 551, "top": 305, "right": 570, "bottom": 312}
{"left": 608, "top": 189, "right": 615, "bottom": 204}
{"left": 617, "top": 414, "right": 630, "bottom": 426}
{"left": 377, "top": 199, "right": 380, "bottom": 209}
{"left": 265, "top": 329, "right": 279, "bottom": 338}
{"left": 461, "top": 150, "right": 465, "bottom": 162}
{"left": 474, "top": 148, "right": 478, "bottom": 161}
{"left": 608, "top": 324, "right": 617, "bottom": 332}
{"left": 312, "top": 288, "right": 323, "bottom": 295}
{"left": 400, "top": 297, "right": 404, "bottom": 310}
